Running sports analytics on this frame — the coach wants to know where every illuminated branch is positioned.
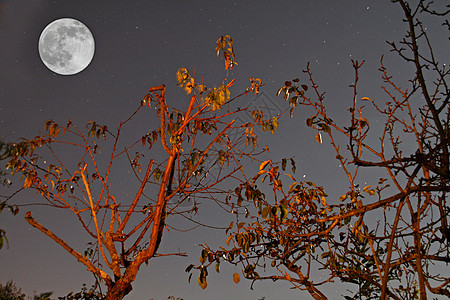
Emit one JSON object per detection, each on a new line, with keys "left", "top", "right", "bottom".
{"left": 25, "top": 211, "right": 113, "bottom": 288}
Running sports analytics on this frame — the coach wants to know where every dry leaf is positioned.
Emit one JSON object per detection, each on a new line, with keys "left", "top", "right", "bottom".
{"left": 316, "top": 132, "right": 322, "bottom": 144}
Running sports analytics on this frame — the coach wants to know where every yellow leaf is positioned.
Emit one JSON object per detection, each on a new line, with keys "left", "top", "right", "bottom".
{"left": 363, "top": 185, "right": 376, "bottom": 196}
{"left": 196, "top": 84, "right": 206, "bottom": 93}
{"left": 363, "top": 185, "right": 372, "bottom": 191}
{"left": 184, "top": 85, "right": 192, "bottom": 94}
{"left": 226, "top": 235, "right": 233, "bottom": 246}
{"left": 259, "top": 160, "right": 270, "bottom": 171}
{"left": 24, "top": 173, "right": 34, "bottom": 188}
{"left": 361, "top": 97, "right": 371, "bottom": 101}
{"left": 233, "top": 272, "right": 240, "bottom": 284}
{"left": 288, "top": 181, "right": 298, "bottom": 193}
{"left": 284, "top": 173, "right": 295, "bottom": 181}
{"left": 176, "top": 68, "right": 185, "bottom": 84}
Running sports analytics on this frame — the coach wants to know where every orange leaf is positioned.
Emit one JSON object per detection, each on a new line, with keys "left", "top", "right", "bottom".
{"left": 233, "top": 272, "right": 240, "bottom": 284}
{"left": 198, "top": 276, "right": 207, "bottom": 289}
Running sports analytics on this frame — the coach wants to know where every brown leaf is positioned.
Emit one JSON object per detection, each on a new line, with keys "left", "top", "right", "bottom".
{"left": 198, "top": 276, "right": 207, "bottom": 289}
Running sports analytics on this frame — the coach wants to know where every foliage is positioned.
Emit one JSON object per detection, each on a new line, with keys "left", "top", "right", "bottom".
{"left": 0, "top": 280, "right": 26, "bottom": 300}
{"left": 58, "top": 283, "right": 104, "bottom": 300}
{"left": 0, "top": 141, "right": 14, "bottom": 186}
{"left": 32, "top": 292, "right": 53, "bottom": 300}
{"left": 189, "top": 1, "right": 449, "bottom": 299}
{"left": 0, "top": 141, "right": 19, "bottom": 250}
{"left": 0, "top": 201, "right": 19, "bottom": 250}
{"left": 4, "top": 36, "right": 285, "bottom": 299}
{"left": 0, "top": 280, "right": 52, "bottom": 300}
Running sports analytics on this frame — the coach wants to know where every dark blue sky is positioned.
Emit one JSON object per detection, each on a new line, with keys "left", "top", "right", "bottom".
{"left": 1, "top": 1, "right": 447, "bottom": 299}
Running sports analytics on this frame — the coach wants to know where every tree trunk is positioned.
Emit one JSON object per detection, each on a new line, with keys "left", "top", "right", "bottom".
{"left": 104, "top": 279, "right": 133, "bottom": 300}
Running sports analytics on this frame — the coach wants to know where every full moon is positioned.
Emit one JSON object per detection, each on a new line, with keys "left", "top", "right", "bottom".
{"left": 38, "top": 18, "right": 95, "bottom": 75}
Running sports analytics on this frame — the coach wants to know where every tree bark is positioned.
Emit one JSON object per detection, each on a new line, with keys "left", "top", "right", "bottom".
{"left": 104, "top": 279, "right": 133, "bottom": 300}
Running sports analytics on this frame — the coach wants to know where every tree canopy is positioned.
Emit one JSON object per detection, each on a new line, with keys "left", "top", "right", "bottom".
{"left": 2, "top": 35, "right": 291, "bottom": 299}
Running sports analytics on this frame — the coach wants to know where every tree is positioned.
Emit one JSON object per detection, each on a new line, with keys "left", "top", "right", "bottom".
{"left": 0, "top": 280, "right": 26, "bottom": 300}
{"left": 0, "top": 280, "right": 52, "bottom": 300}
{"left": 189, "top": 1, "right": 449, "bottom": 299}
{"left": 3, "top": 36, "right": 287, "bottom": 299}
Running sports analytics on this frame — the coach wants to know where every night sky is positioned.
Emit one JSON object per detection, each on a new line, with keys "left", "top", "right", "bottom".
{"left": 1, "top": 1, "right": 447, "bottom": 299}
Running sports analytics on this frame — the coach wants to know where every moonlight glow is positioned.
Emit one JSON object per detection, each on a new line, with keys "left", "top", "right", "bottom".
{"left": 38, "top": 18, "right": 95, "bottom": 75}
